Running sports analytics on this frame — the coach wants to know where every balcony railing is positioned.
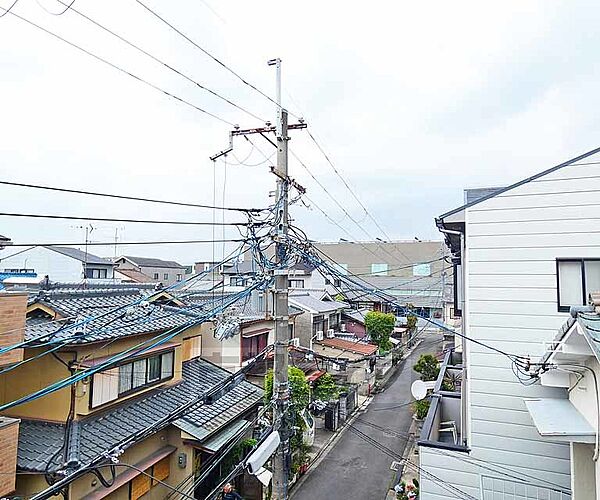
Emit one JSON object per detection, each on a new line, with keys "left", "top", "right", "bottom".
{"left": 418, "top": 349, "right": 468, "bottom": 452}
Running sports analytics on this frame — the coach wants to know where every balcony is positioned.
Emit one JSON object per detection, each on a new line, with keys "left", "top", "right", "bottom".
{"left": 418, "top": 349, "right": 468, "bottom": 452}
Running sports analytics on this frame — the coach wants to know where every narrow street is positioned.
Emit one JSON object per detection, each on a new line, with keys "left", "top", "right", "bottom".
{"left": 290, "top": 333, "right": 443, "bottom": 500}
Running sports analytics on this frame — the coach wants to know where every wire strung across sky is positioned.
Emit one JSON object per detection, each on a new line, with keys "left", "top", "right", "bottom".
{"left": 0, "top": 211, "right": 265, "bottom": 226}
{"left": 0, "top": 180, "right": 265, "bottom": 212}
{"left": 50, "top": 0, "right": 266, "bottom": 122}
{"left": 5, "top": 10, "right": 237, "bottom": 126}
{"left": 134, "top": 0, "right": 301, "bottom": 120}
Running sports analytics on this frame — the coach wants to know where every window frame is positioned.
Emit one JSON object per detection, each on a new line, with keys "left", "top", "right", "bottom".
{"left": 153, "top": 273, "right": 159, "bottom": 280}
{"left": 370, "top": 263, "right": 388, "bottom": 276}
{"left": 556, "top": 258, "right": 600, "bottom": 312}
{"left": 90, "top": 349, "right": 176, "bottom": 409}
{"left": 163, "top": 273, "right": 169, "bottom": 280}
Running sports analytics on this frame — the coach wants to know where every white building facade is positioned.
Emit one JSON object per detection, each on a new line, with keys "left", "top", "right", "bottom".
{"left": 420, "top": 147, "right": 600, "bottom": 499}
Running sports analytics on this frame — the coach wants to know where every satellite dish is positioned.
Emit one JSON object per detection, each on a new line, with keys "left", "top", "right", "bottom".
{"left": 411, "top": 380, "right": 428, "bottom": 401}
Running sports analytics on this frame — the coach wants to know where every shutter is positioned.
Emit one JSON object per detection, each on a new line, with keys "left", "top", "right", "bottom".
{"left": 151, "top": 456, "right": 170, "bottom": 484}
{"left": 130, "top": 473, "right": 151, "bottom": 500}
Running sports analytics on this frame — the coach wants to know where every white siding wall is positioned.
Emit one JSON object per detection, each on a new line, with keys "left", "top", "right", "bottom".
{"left": 423, "top": 155, "right": 600, "bottom": 498}
{"left": 0, "top": 247, "right": 82, "bottom": 282}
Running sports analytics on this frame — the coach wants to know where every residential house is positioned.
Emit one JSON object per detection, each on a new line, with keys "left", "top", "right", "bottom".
{"left": 341, "top": 308, "right": 370, "bottom": 338}
{"left": 312, "top": 337, "right": 378, "bottom": 395}
{"left": 114, "top": 256, "right": 186, "bottom": 287}
{"left": 525, "top": 293, "right": 600, "bottom": 499}
{"left": 0, "top": 287, "right": 263, "bottom": 499}
{"left": 180, "top": 290, "right": 303, "bottom": 374}
{"left": 0, "top": 246, "right": 115, "bottom": 282}
{"left": 288, "top": 290, "right": 348, "bottom": 349}
{"left": 418, "top": 148, "right": 600, "bottom": 499}
{"left": 222, "top": 260, "right": 321, "bottom": 290}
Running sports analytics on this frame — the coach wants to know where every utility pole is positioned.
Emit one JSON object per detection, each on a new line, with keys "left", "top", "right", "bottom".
{"left": 269, "top": 57, "right": 290, "bottom": 500}
{"left": 209, "top": 59, "right": 306, "bottom": 500}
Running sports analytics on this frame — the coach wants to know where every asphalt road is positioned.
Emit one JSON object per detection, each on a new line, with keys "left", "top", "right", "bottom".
{"left": 290, "top": 334, "right": 442, "bottom": 500}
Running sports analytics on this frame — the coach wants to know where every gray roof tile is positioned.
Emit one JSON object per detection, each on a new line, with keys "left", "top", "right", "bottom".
{"left": 18, "top": 358, "right": 263, "bottom": 472}
{"left": 46, "top": 247, "right": 114, "bottom": 266}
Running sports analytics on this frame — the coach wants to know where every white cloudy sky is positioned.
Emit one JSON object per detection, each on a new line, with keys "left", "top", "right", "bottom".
{"left": 1, "top": 0, "right": 600, "bottom": 266}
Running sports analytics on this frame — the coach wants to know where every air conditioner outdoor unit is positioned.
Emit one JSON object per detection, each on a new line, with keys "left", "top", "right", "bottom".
{"left": 290, "top": 338, "right": 300, "bottom": 348}
{"left": 316, "top": 330, "right": 324, "bottom": 341}
{"left": 326, "top": 329, "right": 335, "bottom": 338}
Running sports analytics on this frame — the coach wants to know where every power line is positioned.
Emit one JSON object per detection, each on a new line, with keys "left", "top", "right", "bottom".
{"left": 0, "top": 0, "right": 19, "bottom": 18}
{"left": 7, "top": 10, "right": 236, "bottom": 126}
{"left": 5, "top": 238, "right": 245, "bottom": 248}
{"left": 306, "top": 130, "right": 397, "bottom": 246}
{"left": 52, "top": 0, "right": 265, "bottom": 122}
{"left": 134, "top": 0, "right": 300, "bottom": 119}
{"left": 0, "top": 180, "right": 264, "bottom": 212}
{"left": 289, "top": 149, "right": 411, "bottom": 266}
{"left": 0, "top": 211, "right": 261, "bottom": 226}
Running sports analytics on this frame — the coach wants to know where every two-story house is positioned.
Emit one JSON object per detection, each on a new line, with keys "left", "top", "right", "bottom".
{"left": 418, "top": 147, "right": 600, "bottom": 499}
{"left": 114, "top": 256, "right": 187, "bottom": 287}
{"left": 0, "top": 246, "right": 115, "bottom": 282}
{"left": 0, "top": 286, "right": 263, "bottom": 499}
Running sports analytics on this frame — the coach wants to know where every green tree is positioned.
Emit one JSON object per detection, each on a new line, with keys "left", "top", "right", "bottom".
{"left": 413, "top": 353, "right": 440, "bottom": 381}
{"left": 365, "top": 311, "right": 395, "bottom": 352}
{"left": 312, "top": 373, "right": 340, "bottom": 401}
{"left": 264, "top": 366, "right": 310, "bottom": 411}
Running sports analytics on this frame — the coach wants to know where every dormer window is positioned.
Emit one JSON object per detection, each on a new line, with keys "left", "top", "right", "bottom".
{"left": 91, "top": 349, "right": 175, "bottom": 408}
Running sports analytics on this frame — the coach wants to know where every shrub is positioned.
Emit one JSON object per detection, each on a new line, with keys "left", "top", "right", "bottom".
{"left": 365, "top": 311, "right": 395, "bottom": 352}
{"left": 413, "top": 353, "right": 440, "bottom": 381}
{"left": 413, "top": 399, "right": 430, "bottom": 420}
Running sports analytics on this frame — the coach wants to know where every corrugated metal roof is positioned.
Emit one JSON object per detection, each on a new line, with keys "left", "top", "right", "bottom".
{"left": 289, "top": 292, "right": 347, "bottom": 314}
{"left": 316, "top": 337, "right": 378, "bottom": 356}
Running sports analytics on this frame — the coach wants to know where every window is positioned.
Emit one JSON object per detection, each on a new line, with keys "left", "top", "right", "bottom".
{"left": 312, "top": 315, "right": 327, "bottom": 336}
{"left": 288, "top": 279, "right": 305, "bottom": 288}
{"left": 129, "top": 456, "right": 170, "bottom": 500}
{"left": 132, "top": 359, "right": 147, "bottom": 389}
{"left": 163, "top": 273, "right": 169, "bottom": 280}
{"left": 371, "top": 263, "right": 388, "bottom": 276}
{"left": 334, "top": 279, "right": 341, "bottom": 287}
{"left": 241, "top": 333, "right": 268, "bottom": 362}
{"left": 557, "top": 259, "right": 600, "bottom": 311}
{"left": 118, "top": 363, "right": 133, "bottom": 394}
{"left": 92, "top": 350, "right": 176, "bottom": 408}
{"left": 329, "top": 313, "right": 339, "bottom": 330}
{"left": 230, "top": 277, "right": 246, "bottom": 286}
{"left": 153, "top": 273, "right": 159, "bottom": 280}
{"left": 86, "top": 268, "right": 108, "bottom": 279}
{"left": 203, "top": 263, "right": 211, "bottom": 271}
{"left": 176, "top": 274, "right": 183, "bottom": 281}
{"left": 160, "top": 351, "right": 174, "bottom": 379}
{"left": 412, "top": 263, "right": 431, "bottom": 277}
{"left": 147, "top": 356, "right": 161, "bottom": 383}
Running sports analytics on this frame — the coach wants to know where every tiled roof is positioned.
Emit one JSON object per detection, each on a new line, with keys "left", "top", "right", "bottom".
{"left": 18, "top": 358, "right": 263, "bottom": 472}
{"left": 119, "top": 256, "right": 184, "bottom": 269}
{"left": 316, "top": 337, "right": 378, "bottom": 356}
{"left": 25, "top": 288, "right": 196, "bottom": 344}
{"left": 46, "top": 246, "right": 114, "bottom": 266}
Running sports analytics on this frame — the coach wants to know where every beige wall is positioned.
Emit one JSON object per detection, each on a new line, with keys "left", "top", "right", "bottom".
{"left": 1, "top": 323, "right": 203, "bottom": 421}
{"left": 315, "top": 240, "right": 445, "bottom": 277}
{"left": 67, "top": 427, "right": 195, "bottom": 500}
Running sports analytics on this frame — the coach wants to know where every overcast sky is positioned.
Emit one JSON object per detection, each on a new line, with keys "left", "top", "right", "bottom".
{"left": 1, "top": 0, "right": 600, "bottom": 266}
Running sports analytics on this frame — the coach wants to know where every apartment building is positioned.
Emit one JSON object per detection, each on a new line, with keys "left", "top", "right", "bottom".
{"left": 418, "top": 147, "right": 600, "bottom": 498}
